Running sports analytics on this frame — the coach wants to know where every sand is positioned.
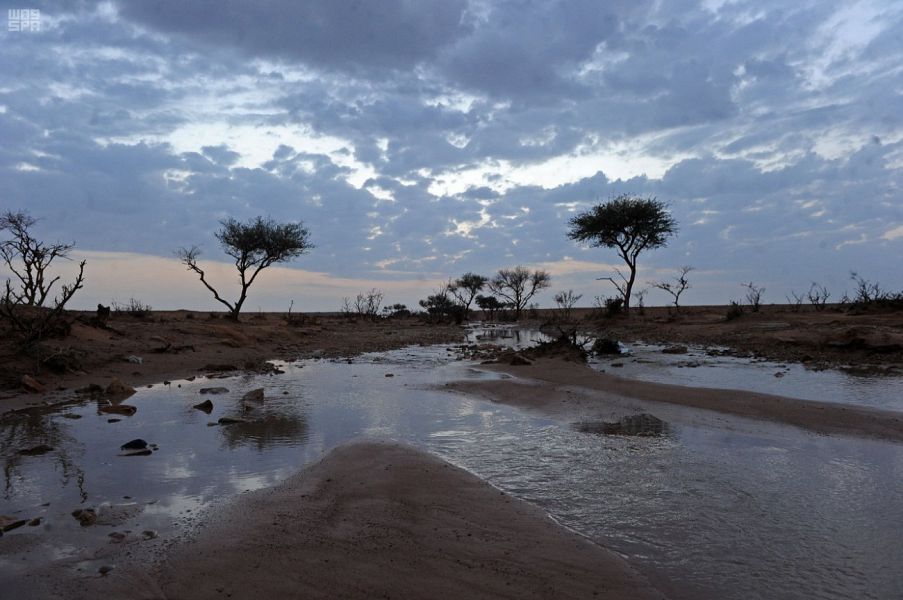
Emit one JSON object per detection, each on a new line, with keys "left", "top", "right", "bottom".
{"left": 45, "top": 441, "right": 664, "bottom": 600}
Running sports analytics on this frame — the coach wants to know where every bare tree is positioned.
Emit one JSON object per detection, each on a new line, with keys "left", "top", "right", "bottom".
{"left": 651, "top": 266, "right": 693, "bottom": 312}
{"left": 0, "top": 211, "right": 84, "bottom": 307}
{"left": 786, "top": 290, "right": 805, "bottom": 313}
{"left": 553, "top": 289, "right": 582, "bottom": 321}
{"left": 807, "top": 283, "right": 830, "bottom": 311}
{"left": 487, "top": 266, "right": 551, "bottom": 320}
{"left": 633, "top": 288, "right": 648, "bottom": 315}
{"left": 178, "top": 216, "right": 312, "bottom": 321}
{"left": 0, "top": 211, "right": 86, "bottom": 342}
{"left": 742, "top": 281, "right": 765, "bottom": 312}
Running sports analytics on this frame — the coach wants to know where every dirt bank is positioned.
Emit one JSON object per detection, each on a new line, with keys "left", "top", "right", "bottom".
{"left": 562, "top": 304, "right": 903, "bottom": 370}
{"left": 450, "top": 358, "right": 903, "bottom": 442}
{"left": 40, "top": 441, "right": 664, "bottom": 600}
{"left": 0, "top": 312, "right": 463, "bottom": 416}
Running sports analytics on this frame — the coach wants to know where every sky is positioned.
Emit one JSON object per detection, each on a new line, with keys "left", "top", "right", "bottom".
{"left": 1, "top": 0, "right": 901, "bottom": 312}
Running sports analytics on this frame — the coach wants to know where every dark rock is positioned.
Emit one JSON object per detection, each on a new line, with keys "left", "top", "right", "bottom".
{"left": 661, "top": 345, "right": 688, "bottom": 354}
{"left": 192, "top": 399, "right": 214, "bottom": 413}
{"left": 62, "top": 413, "right": 82, "bottom": 419}
{"left": 105, "top": 378, "right": 136, "bottom": 400}
{"left": 217, "top": 416, "right": 248, "bottom": 425}
{"left": 592, "top": 338, "right": 621, "bottom": 355}
{"left": 76, "top": 383, "right": 105, "bottom": 396}
{"left": 241, "top": 388, "right": 265, "bottom": 402}
{"left": 107, "top": 418, "right": 121, "bottom": 423}
{"left": 21, "top": 374, "right": 46, "bottom": 394}
{"left": 28, "top": 517, "right": 41, "bottom": 527}
{"left": 98, "top": 565, "right": 114, "bottom": 576}
{"left": 72, "top": 508, "right": 97, "bottom": 527}
{"left": 0, "top": 515, "right": 29, "bottom": 532}
{"left": 119, "top": 449, "right": 152, "bottom": 457}
{"left": 508, "top": 354, "right": 532, "bottom": 366}
{"left": 200, "top": 364, "right": 238, "bottom": 372}
{"left": 141, "top": 529, "right": 158, "bottom": 540}
{"left": 199, "top": 387, "right": 230, "bottom": 395}
{"left": 100, "top": 404, "right": 137, "bottom": 416}
{"left": 17, "top": 444, "right": 54, "bottom": 456}
{"left": 384, "top": 373, "right": 395, "bottom": 378}
{"left": 576, "top": 413, "right": 667, "bottom": 437}
{"left": 120, "top": 439, "right": 148, "bottom": 451}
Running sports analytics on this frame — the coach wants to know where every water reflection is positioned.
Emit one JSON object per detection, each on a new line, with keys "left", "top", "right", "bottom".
{"left": 0, "top": 343, "right": 902, "bottom": 600}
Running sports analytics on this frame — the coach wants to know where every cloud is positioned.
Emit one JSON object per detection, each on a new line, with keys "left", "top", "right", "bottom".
{"left": 0, "top": 0, "right": 901, "bottom": 309}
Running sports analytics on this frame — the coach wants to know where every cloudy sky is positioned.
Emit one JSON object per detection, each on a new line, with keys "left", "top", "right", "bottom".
{"left": 1, "top": 0, "right": 901, "bottom": 311}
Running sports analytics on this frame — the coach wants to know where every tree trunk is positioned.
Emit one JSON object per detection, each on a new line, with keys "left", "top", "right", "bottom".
{"left": 624, "top": 263, "right": 637, "bottom": 315}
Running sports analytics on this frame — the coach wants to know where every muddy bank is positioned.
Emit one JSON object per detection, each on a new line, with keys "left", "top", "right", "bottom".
{"left": 452, "top": 358, "right": 903, "bottom": 442}
{"left": 571, "top": 305, "right": 903, "bottom": 370}
{"left": 37, "top": 441, "right": 664, "bottom": 600}
{"left": 1, "top": 313, "right": 463, "bottom": 416}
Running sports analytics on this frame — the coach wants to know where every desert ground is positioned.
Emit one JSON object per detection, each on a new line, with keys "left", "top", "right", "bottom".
{"left": 2, "top": 304, "right": 902, "bottom": 598}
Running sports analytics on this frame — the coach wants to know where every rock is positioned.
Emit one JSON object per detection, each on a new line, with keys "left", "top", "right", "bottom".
{"left": 107, "top": 418, "right": 122, "bottom": 423}
{"left": 17, "top": 444, "right": 54, "bottom": 456}
{"left": 72, "top": 508, "right": 97, "bottom": 527}
{"left": 199, "top": 387, "right": 230, "bottom": 395}
{"left": 576, "top": 413, "right": 667, "bottom": 437}
{"left": 126, "top": 355, "right": 143, "bottom": 364}
{"left": 100, "top": 404, "right": 137, "bottom": 416}
{"left": 192, "top": 399, "right": 214, "bottom": 413}
{"left": 200, "top": 364, "right": 238, "bottom": 372}
{"left": 774, "top": 372, "right": 785, "bottom": 378}
{"left": 21, "top": 374, "right": 46, "bottom": 394}
{"left": 384, "top": 373, "right": 395, "bottom": 378}
{"left": 0, "top": 515, "right": 29, "bottom": 532}
{"left": 105, "top": 379, "right": 136, "bottom": 400}
{"left": 108, "top": 531, "right": 126, "bottom": 543}
{"left": 28, "top": 517, "right": 41, "bottom": 527}
{"left": 508, "top": 354, "right": 532, "bottom": 366}
{"left": 62, "top": 413, "right": 82, "bottom": 419}
{"left": 76, "top": 383, "right": 104, "bottom": 396}
{"left": 98, "top": 565, "right": 114, "bottom": 576}
{"left": 119, "top": 449, "right": 153, "bottom": 457}
{"left": 217, "top": 416, "right": 248, "bottom": 425}
{"left": 241, "top": 388, "right": 264, "bottom": 402}
{"left": 661, "top": 345, "right": 688, "bottom": 354}
{"left": 592, "top": 338, "right": 621, "bottom": 355}
{"left": 141, "top": 529, "right": 158, "bottom": 540}
{"left": 120, "top": 439, "right": 148, "bottom": 451}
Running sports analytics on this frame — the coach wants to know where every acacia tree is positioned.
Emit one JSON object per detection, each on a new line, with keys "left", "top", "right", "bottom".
{"left": 651, "top": 266, "right": 693, "bottom": 312}
{"left": 567, "top": 195, "right": 676, "bottom": 314}
{"left": 178, "top": 216, "right": 312, "bottom": 320}
{"left": 486, "top": 266, "right": 551, "bottom": 320}
{"left": 448, "top": 272, "right": 487, "bottom": 315}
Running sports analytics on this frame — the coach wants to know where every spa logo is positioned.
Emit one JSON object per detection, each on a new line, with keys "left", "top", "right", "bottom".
{"left": 8, "top": 8, "right": 41, "bottom": 32}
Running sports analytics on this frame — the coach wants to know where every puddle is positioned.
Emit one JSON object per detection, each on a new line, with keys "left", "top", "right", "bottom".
{"left": 1, "top": 339, "right": 902, "bottom": 599}
{"left": 593, "top": 341, "right": 903, "bottom": 412}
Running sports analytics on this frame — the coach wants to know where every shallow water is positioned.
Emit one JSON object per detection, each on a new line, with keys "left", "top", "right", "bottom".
{"left": 593, "top": 341, "right": 903, "bottom": 411}
{"left": 1, "top": 340, "right": 902, "bottom": 600}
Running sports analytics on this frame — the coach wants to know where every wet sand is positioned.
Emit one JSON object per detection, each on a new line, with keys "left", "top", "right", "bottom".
{"left": 45, "top": 441, "right": 664, "bottom": 600}
{"left": 451, "top": 358, "right": 903, "bottom": 442}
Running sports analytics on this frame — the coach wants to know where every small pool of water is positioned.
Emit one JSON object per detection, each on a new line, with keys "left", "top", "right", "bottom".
{"left": 1, "top": 341, "right": 902, "bottom": 600}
